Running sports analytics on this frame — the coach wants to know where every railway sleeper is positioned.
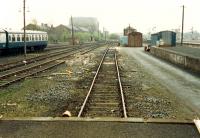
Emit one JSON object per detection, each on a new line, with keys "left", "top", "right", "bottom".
{"left": 92, "top": 86, "right": 118, "bottom": 90}
{"left": 87, "top": 108, "right": 121, "bottom": 113}
{"left": 91, "top": 93, "right": 119, "bottom": 97}
{"left": 90, "top": 99, "right": 119, "bottom": 103}
{"left": 90, "top": 89, "right": 119, "bottom": 93}
{"left": 93, "top": 84, "right": 118, "bottom": 88}
{"left": 90, "top": 97, "right": 120, "bottom": 101}
{"left": 89, "top": 102, "right": 119, "bottom": 106}
{"left": 95, "top": 81, "right": 118, "bottom": 84}
{"left": 85, "top": 109, "right": 122, "bottom": 117}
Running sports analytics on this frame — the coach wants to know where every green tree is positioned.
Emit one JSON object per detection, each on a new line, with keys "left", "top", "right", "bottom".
{"left": 109, "top": 33, "right": 119, "bottom": 40}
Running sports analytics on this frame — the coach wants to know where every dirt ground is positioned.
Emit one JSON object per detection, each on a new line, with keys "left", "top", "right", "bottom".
{"left": 0, "top": 45, "right": 198, "bottom": 120}
{"left": 0, "top": 46, "right": 106, "bottom": 117}
{"left": 118, "top": 49, "right": 197, "bottom": 119}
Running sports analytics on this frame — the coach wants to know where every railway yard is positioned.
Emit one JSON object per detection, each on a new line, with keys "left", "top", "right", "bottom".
{"left": 0, "top": 43, "right": 198, "bottom": 118}
{"left": 2, "top": 0, "right": 200, "bottom": 137}
{"left": 0, "top": 43, "right": 200, "bottom": 137}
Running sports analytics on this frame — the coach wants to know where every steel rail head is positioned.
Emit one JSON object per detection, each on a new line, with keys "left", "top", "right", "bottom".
{"left": 78, "top": 47, "right": 110, "bottom": 117}
{"left": 115, "top": 49, "right": 128, "bottom": 118}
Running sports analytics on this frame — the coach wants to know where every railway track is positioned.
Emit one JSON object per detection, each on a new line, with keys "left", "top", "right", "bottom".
{"left": 0, "top": 44, "right": 94, "bottom": 72}
{"left": 0, "top": 43, "right": 104, "bottom": 88}
{"left": 45, "top": 43, "right": 92, "bottom": 51}
{"left": 78, "top": 47, "right": 127, "bottom": 118}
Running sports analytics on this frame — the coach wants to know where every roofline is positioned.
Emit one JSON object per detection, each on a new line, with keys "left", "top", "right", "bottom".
{"left": 159, "top": 30, "right": 176, "bottom": 33}
{"left": 6, "top": 30, "right": 47, "bottom": 34}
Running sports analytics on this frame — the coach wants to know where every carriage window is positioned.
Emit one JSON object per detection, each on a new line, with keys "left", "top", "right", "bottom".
{"left": 32, "top": 35, "right": 34, "bottom": 41}
{"left": 39, "top": 35, "right": 41, "bottom": 41}
{"left": 26, "top": 35, "right": 29, "bottom": 41}
{"left": 29, "top": 35, "right": 31, "bottom": 41}
{"left": 17, "top": 35, "right": 20, "bottom": 41}
{"left": 22, "top": 35, "right": 24, "bottom": 41}
{"left": 45, "top": 35, "right": 48, "bottom": 40}
{"left": 12, "top": 35, "right": 16, "bottom": 42}
{"left": 9, "top": 35, "right": 12, "bottom": 42}
{"left": 35, "top": 35, "right": 38, "bottom": 41}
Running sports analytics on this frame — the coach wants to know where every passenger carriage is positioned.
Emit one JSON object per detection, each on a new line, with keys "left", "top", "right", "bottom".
{"left": 0, "top": 29, "right": 48, "bottom": 53}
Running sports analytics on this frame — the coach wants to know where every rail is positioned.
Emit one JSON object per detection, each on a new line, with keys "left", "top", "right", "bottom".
{"left": 115, "top": 50, "right": 127, "bottom": 118}
{"left": 78, "top": 48, "right": 109, "bottom": 117}
{"left": 78, "top": 47, "right": 127, "bottom": 118}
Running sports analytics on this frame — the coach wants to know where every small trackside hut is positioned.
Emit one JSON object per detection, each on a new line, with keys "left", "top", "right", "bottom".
{"left": 119, "top": 25, "right": 143, "bottom": 47}
{"left": 128, "top": 32, "right": 143, "bottom": 47}
{"left": 150, "top": 31, "right": 176, "bottom": 47}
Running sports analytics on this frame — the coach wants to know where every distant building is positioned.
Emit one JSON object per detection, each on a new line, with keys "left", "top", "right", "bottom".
{"left": 55, "top": 24, "right": 71, "bottom": 31}
{"left": 67, "top": 25, "right": 89, "bottom": 32}
{"left": 41, "top": 23, "right": 50, "bottom": 30}
{"left": 124, "top": 25, "right": 137, "bottom": 36}
{"left": 69, "top": 17, "right": 99, "bottom": 32}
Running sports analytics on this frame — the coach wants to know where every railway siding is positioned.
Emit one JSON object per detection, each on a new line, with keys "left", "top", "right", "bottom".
{"left": 0, "top": 43, "right": 104, "bottom": 87}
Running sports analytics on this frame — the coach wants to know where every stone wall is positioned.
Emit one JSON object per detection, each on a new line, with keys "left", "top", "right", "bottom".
{"left": 150, "top": 47, "right": 200, "bottom": 73}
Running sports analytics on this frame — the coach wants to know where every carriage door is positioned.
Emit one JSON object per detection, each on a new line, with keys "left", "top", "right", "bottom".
{"left": 0, "top": 32, "right": 7, "bottom": 48}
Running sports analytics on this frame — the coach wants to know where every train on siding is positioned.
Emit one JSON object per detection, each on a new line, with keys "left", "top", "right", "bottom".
{"left": 0, "top": 29, "right": 48, "bottom": 53}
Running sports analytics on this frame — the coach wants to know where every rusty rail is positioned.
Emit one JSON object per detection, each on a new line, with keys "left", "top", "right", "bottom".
{"left": 115, "top": 50, "right": 127, "bottom": 118}
{"left": 78, "top": 47, "right": 127, "bottom": 118}
{"left": 78, "top": 48, "right": 109, "bottom": 117}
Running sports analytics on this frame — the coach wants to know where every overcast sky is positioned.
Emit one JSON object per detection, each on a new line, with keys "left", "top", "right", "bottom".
{"left": 1, "top": 0, "right": 200, "bottom": 34}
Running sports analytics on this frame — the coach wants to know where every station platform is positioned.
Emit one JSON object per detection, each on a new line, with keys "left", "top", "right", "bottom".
{"left": 168, "top": 46, "right": 200, "bottom": 58}
{"left": 0, "top": 117, "right": 199, "bottom": 138}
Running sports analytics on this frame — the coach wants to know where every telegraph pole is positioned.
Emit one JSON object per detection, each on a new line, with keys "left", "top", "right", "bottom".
{"left": 181, "top": 5, "right": 184, "bottom": 46}
{"left": 98, "top": 22, "right": 100, "bottom": 41}
{"left": 191, "top": 27, "right": 194, "bottom": 40}
{"left": 23, "top": 0, "right": 27, "bottom": 57}
{"left": 103, "top": 27, "right": 106, "bottom": 41}
{"left": 105, "top": 31, "right": 106, "bottom": 41}
{"left": 71, "top": 16, "right": 75, "bottom": 45}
